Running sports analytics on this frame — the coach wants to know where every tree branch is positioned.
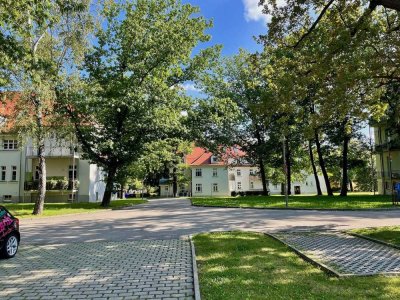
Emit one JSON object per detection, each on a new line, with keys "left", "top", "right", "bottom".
{"left": 293, "top": 0, "right": 336, "bottom": 49}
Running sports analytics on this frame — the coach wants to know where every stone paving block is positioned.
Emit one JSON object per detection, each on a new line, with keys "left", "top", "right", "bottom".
{"left": 0, "top": 240, "right": 195, "bottom": 299}
{"left": 272, "top": 232, "right": 400, "bottom": 276}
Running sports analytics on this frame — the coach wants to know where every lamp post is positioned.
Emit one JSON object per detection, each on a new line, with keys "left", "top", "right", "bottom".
{"left": 282, "top": 136, "right": 288, "bottom": 208}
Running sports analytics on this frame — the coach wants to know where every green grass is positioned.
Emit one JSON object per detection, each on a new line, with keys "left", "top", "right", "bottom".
{"left": 193, "top": 232, "right": 400, "bottom": 300}
{"left": 350, "top": 226, "right": 400, "bottom": 247}
{"left": 191, "top": 193, "right": 395, "bottom": 210}
{"left": 1, "top": 199, "right": 147, "bottom": 218}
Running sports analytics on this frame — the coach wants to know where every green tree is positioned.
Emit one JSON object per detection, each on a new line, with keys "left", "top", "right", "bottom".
{"left": 63, "top": 0, "right": 217, "bottom": 207}
{"left": 0, "top": 0, "right": 93, "bottom": 214}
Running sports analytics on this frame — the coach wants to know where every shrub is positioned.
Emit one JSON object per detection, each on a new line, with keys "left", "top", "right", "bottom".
{"left": 231, "top": 191, "right": 237, "bottom": 197}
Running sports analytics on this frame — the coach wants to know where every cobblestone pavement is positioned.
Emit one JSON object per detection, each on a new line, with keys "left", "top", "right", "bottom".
{"left": 0, "top": 240, "right": 194, "bottom": 300}
{"left": 272, "top": 232, "right": 400, "bottom": 276}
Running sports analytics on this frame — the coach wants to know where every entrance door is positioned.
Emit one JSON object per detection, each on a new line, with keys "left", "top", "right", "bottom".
{"left": 294, "top": 186, "right": 301, "bottom": 195}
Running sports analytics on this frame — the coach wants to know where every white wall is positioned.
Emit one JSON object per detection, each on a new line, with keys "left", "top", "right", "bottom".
{"left": 88, "top": 164, "right": 105, "bottom": 202}
{"left": 229, "top": 166, "right": 263, "bottom": 192}
{"left": 0, "top": 135, "right": 25, "bottom": 202}
{"left": 191, "top": 166, "right": 230, "bottom": 196}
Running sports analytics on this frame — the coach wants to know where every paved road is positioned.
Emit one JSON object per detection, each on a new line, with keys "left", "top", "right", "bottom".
{"left": 20, "top": 198, "right": 400, "bottom": 245}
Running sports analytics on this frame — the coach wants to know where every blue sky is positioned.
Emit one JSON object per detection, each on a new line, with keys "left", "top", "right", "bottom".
{"left": 182, "top": 0, "right": 268, "bottom": 57}
{"left": 181, "top": 0, "right": 269, "bottom": 94}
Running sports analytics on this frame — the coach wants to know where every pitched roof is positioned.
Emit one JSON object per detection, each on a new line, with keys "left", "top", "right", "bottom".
{"left": 186, "top": 146, "right": 247, "bottom": 166}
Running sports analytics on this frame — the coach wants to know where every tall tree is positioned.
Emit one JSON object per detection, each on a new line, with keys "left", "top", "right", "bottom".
{"left": 0, "top": 0, "right": 93, "bottom": 214}
{"left": 62, "top": 0, "right": 218, "bottom": 207}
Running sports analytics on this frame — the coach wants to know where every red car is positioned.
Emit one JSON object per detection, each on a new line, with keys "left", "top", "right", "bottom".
{"left": 0, "top": 206, "right": 20, "bottom": 258}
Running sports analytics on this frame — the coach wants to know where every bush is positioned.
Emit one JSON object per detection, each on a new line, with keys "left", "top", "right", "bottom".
{"left": 231, "top": 191, "right": 237, "bottom": 197}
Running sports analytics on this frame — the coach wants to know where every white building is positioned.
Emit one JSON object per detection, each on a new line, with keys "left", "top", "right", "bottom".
{"left": 0, "top": 96, "right": 106, "bottom": 203}
{"left": 160, "top": 147, "right": 327, "bottom": 197}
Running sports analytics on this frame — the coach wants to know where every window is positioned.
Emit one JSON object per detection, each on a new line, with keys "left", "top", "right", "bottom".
{"left": 250, "top": 169, "right": 255, "bottom": 175}
{"left": 34, "top": 166, "right": 40, "bottom": 180}
{"left": 237, "top": 169, "right": 241, "bottom": 176}
{"left": 69, "top": 165, "right": 77, "bottom": 180}
{"left": 250, "top": 182, "right": 254, "bottom": 189}
{"left": 195, "top": 169, "right": 202, "bottom": 177}
{"left": 165, "top": 186, "right": 169, "bottom": 191}
{"left": 1, "top": 166, "right": 6, "bottom": 181}
{"left": 195, "top": 184, "right": 202, "bottom": 193}
{"left": 11, "top": 166, "right": 17, "bottom": 181}
{"left": 273, "top": 184, "right": 278, "bottom": 189}
{"left": 212, "top": 168, "right": 218, "bottom": 177}
{"left": 2, "top": 140, "right": 18, "bottom": 150}
{"left": 68, "top": 193, "right": 76, "bottom": 201}
{"left": 4, "top": 195, "right": 12, "bottom": 200}
{"left": 213, "top": 183, "right": 218, "bottom": 192}
{"left": 237, "top": 182, "right": 242, "bottom": 190}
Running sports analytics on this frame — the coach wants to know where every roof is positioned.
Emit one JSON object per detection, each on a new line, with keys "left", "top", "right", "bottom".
{"left": 0, "top": 92, "right": 20, "bottom": 132}
{"left": 186, "top": 146, "right": 247, "bottom": 166}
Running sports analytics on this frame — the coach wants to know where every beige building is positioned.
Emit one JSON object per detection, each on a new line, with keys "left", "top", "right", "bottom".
{"left": 0, "top": 134, "right": 106, "bottom": 203}
{"left": 374, "top": 125, "right": 400, "bottom": 195}
{"left": 160, "top": 147, "right": 326, "bottom": 197}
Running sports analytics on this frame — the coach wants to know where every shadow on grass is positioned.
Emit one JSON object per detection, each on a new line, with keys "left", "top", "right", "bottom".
{"left": 193, "top": 232, "right": 400, "bottom": 300}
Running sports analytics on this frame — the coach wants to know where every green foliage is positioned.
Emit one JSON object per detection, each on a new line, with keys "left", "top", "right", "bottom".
{"left": 62, "top": 0, "right": 218, "bottom": 205}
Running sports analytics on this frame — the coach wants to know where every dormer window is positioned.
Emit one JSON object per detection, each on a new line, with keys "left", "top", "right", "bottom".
{"left": 211, "top": 156, "right": 218, "bottom": 163}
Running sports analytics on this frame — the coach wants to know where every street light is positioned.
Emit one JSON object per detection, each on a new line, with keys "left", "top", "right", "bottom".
{"left": 282, "top": 136, "right": 288, "bottom": 208}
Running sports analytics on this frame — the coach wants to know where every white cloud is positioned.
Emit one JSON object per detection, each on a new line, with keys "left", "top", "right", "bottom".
{"left": 181, "top": 83, "right": 200, "bottom": 93}
{"left": 242, "top": 0, "right": 286, "bottom": 24}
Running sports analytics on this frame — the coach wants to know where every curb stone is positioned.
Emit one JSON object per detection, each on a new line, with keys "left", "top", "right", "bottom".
{"left": 346, "top": 232, "right": 400, "bottom": 250}
{"left": 190, "top": 200, "right": 400, "bottom": 212}
{"left": 189, "top": 235, "right": 201, "bottom": 300}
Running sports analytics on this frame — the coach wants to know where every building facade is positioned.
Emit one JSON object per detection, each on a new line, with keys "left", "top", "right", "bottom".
{"left": 160, "top": 147, "right": 326, "bottom": 197}
{"left": 0, "top": 134, "right": 106, "bottom": 203}
{"left": 374, "top": 125, "right": 400, "bottom": 195}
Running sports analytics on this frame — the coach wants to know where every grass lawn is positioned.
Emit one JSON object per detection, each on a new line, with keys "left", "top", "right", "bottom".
{"left": 193, "top": 232, "right": 400, "bottom": 300}
{"left": 350, "top": 226, "right": 400, "bottom": 247}
{"left": 1, "top": 199, "right": 147, "bottom": 218}
{"left": 191, "top": 193, "right": 396, "bottom": 210}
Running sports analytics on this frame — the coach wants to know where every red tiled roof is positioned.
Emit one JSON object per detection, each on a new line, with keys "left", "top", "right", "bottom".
{"left": 186, "top": 146, "right": 247, "bottom": 166}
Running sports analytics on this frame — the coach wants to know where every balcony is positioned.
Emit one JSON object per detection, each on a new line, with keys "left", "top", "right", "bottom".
{"left": 377, "top": 170, "right": 400, "bottom": 179}
{"left": 374, "top": 139, "right": 400, "bottom": 152}
{"left": 26, "top": 146, "right": 80, "bottom": 158}
{"left": 24, "top": 179, "right": 79, "bottom": 191}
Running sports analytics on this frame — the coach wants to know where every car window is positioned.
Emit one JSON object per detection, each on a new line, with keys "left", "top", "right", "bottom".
{"left": 0, "top": 207, "right": 6, "bottom": 219}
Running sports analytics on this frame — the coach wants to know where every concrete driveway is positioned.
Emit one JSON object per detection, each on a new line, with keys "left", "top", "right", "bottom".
{"left": 20, "top": 198, "right": 400, "bottom": 245}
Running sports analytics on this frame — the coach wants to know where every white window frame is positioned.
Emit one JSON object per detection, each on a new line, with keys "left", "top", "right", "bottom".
{"left": 195, "top": 184, "right": 202, "bottom": 193}
{"left": 2, "top": 140, "right": 18, "bottom": 150}
{"left": 236, "top": 169, "right": 241, "bottom": 176}
{"left": 212, "top": 168, "right": 218, "bottom": 177}
{"left": 250, "top": 182, "right": 254, "bottom": 189}
{"left": 195, "top": 168, "right": 202, "bottom": 177}
{"left": 69, "top": 165, "right": 77, "bottom": 180}
{"left": 4, "top": 195, "right": 12, "bottom": 200}
{"left": 237, "top": 182, "right": 242, "bottom": 190}
{"left": 11, "top": 166, "right": 17, "bottom": 181}
{"left": 213, "top": 183, "right": 218, "bottom": 192}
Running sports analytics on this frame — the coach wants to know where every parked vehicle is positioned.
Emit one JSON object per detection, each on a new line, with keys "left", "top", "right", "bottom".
{"left": 0, "top": 206, "right": 20, "bottom": 258}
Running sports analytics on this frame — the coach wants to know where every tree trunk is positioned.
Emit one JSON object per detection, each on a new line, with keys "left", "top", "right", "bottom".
{"left": 32, "top": 98, "right": 46, "bottom": 215}
{"left": 102, "top": 165, "right": 117, "bottom": 207}
{"left": 259, "top": 158, "right": 268, "bottom": 195}
{"left": 285, "top": 138, "right": 292, "bottom": 195}
{"left": 349, "top": 180, "right": 354, "bottom": 192}
{"left": 315, "top": 131, "right": 334, "bottom": 196}
{"left": 340, "top": 135, "right": 350, "bottom": 197}
{"left": 172, "top": 167, "right": 178, "bottom": 197}
{"left": 33, "top": 140, "right": 46, "bottom": 215}
{"left": 309, "top": 140, "right": 322, "bottom": 195}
